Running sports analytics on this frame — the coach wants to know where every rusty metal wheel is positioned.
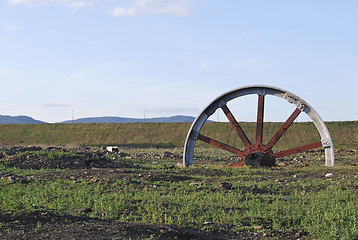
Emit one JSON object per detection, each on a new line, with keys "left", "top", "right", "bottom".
{"left": 183, "top": 85, "right": 334, "bottom": 167}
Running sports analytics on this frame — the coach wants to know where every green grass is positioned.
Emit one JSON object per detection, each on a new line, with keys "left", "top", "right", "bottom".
{"left": 0, "top": 121, "right": 357, "bottom": 149}
{"left": 0, "top": 149, "right": 357, "bottom": 239}
{"left": 0, "top": 122, "right": 357, "bottom": 238}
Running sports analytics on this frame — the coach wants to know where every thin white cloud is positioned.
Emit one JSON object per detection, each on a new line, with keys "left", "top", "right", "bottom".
{"left": 146, "top": 107, "right": 199, "bottom": 114}
{"left": 7, "top": 0, "right": 32, "bottom": 5}
{"left": 7, "top": 0, "right": 193, "bottom": 15}
{"left": 7, "top": 0, "right": 94, "bottom": 8}
{"left": 69, "top": 1, "right": 93, "bottom": 8}
{"left": 112, "top": 0, "right": 192, "bottom": 16}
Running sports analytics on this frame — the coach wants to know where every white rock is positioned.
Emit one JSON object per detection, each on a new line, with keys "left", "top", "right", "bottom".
{"left": 325, "top": 173, "right": 333, "bottom": 177}
{"left": 203, "top": 221, "right": 214, "bottom": 225}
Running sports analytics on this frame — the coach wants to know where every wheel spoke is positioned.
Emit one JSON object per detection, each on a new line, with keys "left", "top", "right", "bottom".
{"left": 197, "top": 133, "right": 245, "bottom": 157}
{"left": 221, "top": 104, "right": 252, "bottom": 147}
{"left": 256, "top": 94, "right": 265, "bottom": 145}
{"left": 266, "top": 108, "right": 301, "bottom": 149}
{"left": 273, "top": 141, "right": 322, "bottom": 158}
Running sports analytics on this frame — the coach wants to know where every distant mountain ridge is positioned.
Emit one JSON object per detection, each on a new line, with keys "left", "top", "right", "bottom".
{"left": 0, "top": 115, "right": 45, "bottom": 124}
{"left": 60, "top": 115, "right": 196, "bottom": 123}
{"left": 0, "top": 115, "right": 198, "bottom": 124}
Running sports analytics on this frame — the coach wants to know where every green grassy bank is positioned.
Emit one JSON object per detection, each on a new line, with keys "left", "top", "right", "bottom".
{"left": 0, "top": 121, "right": 357, "bottom": 149}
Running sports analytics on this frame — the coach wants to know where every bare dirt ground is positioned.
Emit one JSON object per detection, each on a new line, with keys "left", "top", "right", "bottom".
{"left": 1, "top": 146, "right": 356, "bottom": 239}
{"left": 1, "top": 210, "right": 260, "bottom": 240}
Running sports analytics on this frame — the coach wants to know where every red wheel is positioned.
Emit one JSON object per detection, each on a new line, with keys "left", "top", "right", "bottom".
{"left": 183, "top": 85, "right": 334, "bottom": 167}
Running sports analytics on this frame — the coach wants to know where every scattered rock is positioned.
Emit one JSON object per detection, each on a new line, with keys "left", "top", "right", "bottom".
{"left": 325, "top": 173, "right": 333, "bottom": 177}
{"left": 90, "top": 177, "right": 98, "bottom": 183}
{"left": 26, "top": 175, "right": 36, "bottom": 181}
{"left": 295, "top": 230, "right": 302, "bottom": 238}
{"left": 252, "top": 225, "right": 263, "bottom": 230}
{"left": 189, "top": 181, "right": 204, "bottom": 186}
{"left": 1, "top": 173, "right": 36, "bottom": 183}
{"left": 203, "top": 221, "right": 214, "bottom": 225}
{"left": 176, "top": 162, "right": 185, "bottom": 168}
{"left": 216, "top": 182, "right": 232, "bottom": 190}
{"left": 1, "top": 146, "right": 131, "bottom": 170}
{"left": 165, "top": 226, "right": 178, "bottom": 232}
{"left": 106, "top": 146, "right": 119, "bottom": 152}
{"left": 7, "top": 176, "right": 16, "bottom": 183}
{"left": 160, "top": 151, "right": 172, "bottom": 158}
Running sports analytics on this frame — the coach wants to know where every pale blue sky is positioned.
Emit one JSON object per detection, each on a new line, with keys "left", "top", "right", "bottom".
{"left": 1, "top": 0, "right": 357, "bottom": 123}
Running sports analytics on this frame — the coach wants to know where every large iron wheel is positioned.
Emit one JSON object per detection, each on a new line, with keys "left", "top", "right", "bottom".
{"left": 183, "top": 85, "right": 334, "bottom": 167}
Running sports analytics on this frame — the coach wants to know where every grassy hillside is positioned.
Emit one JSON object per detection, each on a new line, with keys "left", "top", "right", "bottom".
{"left": 0, "top": 121, "right": 357, "bottom": 149}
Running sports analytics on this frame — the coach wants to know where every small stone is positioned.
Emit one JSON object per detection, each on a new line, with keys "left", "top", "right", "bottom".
{"left": 252, "top": 225, "right": 263, "bottom": 230}
{"left": 90, "top": 177, "right": 98, "bottom": 182}
{"left": 7, "top": 176, "right": 16, "bottom": 183}
{"left": 216, "top": 182, "right": 232, "bottom": 190}
{"left": 293, "top": 175, "right": 301, "bottom": 178}
{"left": 176, "top": 162, "right": 185, "bottom": 168}
{"left": 282, "top": 197, "right": 291, "bottom": 201}
{"left": 166, "top": 226, "right": 178, "bottom": 232}
{"left": 152, "top": 162, "right": 159, "bottom": 165}
{"left": 106, "top": 146, "right": 119, "bottom": 152}
{"left": 189, "top": 182, "right": 201, "bottom": 186}
{"left": 325, "top": 173, "right": 333, "bottom": 177}
{"left": 26, "top": 176, "right": 36, "bottom": 181}
{"left": 295, "top": 230, "right": 304, "bottom": 238}
{"left": 203, "top": 221, "right": 214, "bottom": 225}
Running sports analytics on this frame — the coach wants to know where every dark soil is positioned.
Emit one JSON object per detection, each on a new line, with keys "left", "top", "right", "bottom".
{"left": 1, "top": 210, "right": 260, "bottom": 240}
{"left": 1, "top": 209, "right": 310, "bottom": 240}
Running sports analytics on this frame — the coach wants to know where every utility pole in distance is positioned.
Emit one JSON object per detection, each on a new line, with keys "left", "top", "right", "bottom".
{"left": 72, "top": 109, "right": 74, "bottom": 124}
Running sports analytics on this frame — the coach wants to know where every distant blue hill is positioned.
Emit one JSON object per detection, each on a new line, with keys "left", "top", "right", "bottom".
{"left": 0, "top": 115, "right": 46, "bottom": 124}
{"left": 59, "top": 115, "right": 197, "bottom": 123}
{"left": 0, "top": 115, "right": 200, "bottom": 124}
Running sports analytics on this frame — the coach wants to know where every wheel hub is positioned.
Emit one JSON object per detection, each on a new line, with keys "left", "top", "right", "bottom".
{"left": 243, "top": 151, "right": 275, "bottom": 167}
